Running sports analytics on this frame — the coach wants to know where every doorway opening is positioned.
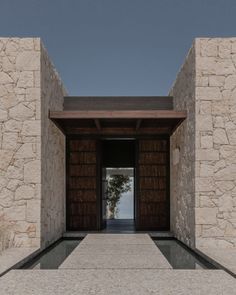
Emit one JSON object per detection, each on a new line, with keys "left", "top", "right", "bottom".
{"left": 101, "top": 140, "right": 135, "bottom": 232}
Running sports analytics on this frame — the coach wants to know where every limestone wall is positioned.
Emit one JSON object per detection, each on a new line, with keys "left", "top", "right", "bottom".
{"left": 0, "top": 38, "right": 66, "bottom": 249}
{"left": 40, "top": 44, "right": 66, "bottom": 248}
{"left": 195, "top": 38, "right": 236, "bottom": 248}
{"left": 171, "top": 38, "right": 236, "bottom": 249}
{"left": 169, "top": 44, "right": 196, "bottom": 248}
{"left": 0, "top": 38, "right": 41, "bottom": 248}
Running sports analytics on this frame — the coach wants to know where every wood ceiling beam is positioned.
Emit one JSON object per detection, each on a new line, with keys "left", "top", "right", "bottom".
{"left": 49, "top": 110, "right": 187, "bottom": 119}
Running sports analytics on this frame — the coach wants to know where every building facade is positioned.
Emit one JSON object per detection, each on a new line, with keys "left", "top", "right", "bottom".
{"left": 0, "top": 37, "right": 236, "bottom": 251}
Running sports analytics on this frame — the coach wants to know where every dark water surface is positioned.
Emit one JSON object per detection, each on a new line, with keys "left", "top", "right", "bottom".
{"left": 154, "top": 239, "right": 216, "bottom": 269}
{"left": 22, "top": 240, "right": 80, "bottom": 269}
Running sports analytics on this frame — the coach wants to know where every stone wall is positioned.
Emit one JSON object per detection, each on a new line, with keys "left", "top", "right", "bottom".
{"left": 40, "top": 44, "right": 66, "bottom": 248}
{"left": 195, "top": 38, "right": 236, "bottom": 248}
{"left": 169, "top": 44, "right": 196, "bottom": 248}
{"left": 0, "top": 38, "right": 41, "bottom": 247}
{"left": 0, "top": 38, "right": 66, "bottom": 249}
{"left": 170, "top": 37, "right": 236, "bottom": 249}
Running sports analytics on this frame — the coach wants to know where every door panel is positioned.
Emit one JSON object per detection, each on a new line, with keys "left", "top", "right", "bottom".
{"left": 67, "top": 139, "right": 98, "bottom": 230}
{"left": 137, "top": 139, "right": 169, "bottom": 230}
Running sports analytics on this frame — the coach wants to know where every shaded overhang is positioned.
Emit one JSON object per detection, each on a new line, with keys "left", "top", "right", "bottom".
{"left": 49, "top": 110, "right": 187, "bottom": 135}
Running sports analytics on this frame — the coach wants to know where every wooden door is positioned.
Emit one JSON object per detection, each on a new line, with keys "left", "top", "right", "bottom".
{"left": 136, "top": 139, "right": 169, "bottom": 230}
{"left": 67, "top": 138, "right": 99, "bottom": 230}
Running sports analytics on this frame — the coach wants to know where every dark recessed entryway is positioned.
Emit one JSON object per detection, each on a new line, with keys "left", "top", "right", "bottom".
{"left": 53, "top": 96, "right": 184, "bottom": 232}
{"left": 66, "top": 137, "right": 170, "bottom": 232}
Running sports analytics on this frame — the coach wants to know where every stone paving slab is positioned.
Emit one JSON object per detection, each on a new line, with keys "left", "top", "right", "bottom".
{"left": 74, "top": 243, "right": 161, "bottom": 255}
{"left": 60, "top": 234, "right": 171, "bottom": 269}
{"left": 80, "top": 234, "right": 154, "bottom": 245}
{"left": 0, "top": 247, "right": 39, "bottom": 276}
{"left": 59, "top": 253, "right": 172, "bottom": 269}
{"left": 0, "top": 269, "right": 235, "bottom": 295}
{"left": 198, "top": 247, "right": 236, "bottom": 275}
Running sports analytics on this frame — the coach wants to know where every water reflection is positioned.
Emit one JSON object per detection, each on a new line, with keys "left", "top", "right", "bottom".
{"left": 155, "top": 240, "right": 215, "bottom": 269}
{"left": 22, "top": 240, "right": 80, "bottom": 269}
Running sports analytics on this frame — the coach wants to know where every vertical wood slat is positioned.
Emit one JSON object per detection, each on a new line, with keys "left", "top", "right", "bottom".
{"left": 67, "top": 138, "right": 98, "bottom": 230}
{"left": 137, "top": 139, "right": 169, "bottom": 230}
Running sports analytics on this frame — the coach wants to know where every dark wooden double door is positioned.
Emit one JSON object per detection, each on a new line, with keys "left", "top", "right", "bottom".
{"left": 66, "top": 138, "right": 169, "bottom": 231}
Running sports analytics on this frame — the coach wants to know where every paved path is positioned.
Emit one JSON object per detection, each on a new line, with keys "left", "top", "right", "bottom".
{"left": 60, "top": 234, "right": 172, "bottom": 269}
{"left": 198, "top": 247, "right": 236, "bottom": 276}
{"left": 0, "top": 234, "right": 236, "bottom": 294}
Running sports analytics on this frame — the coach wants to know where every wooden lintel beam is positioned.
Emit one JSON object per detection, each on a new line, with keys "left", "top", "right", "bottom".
{"left": 94, "top": 119, "right": 101, "bottom": 131}
{"left": 49, "top": 110, "right": 187, "bottom": 119}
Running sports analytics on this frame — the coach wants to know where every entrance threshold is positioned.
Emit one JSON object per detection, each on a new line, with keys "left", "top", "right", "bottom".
{"left": 63, "top": 231, "right": 174, "bottom": 239}
{"left": 103, "top": 219, "right": 135, "bottom": 233}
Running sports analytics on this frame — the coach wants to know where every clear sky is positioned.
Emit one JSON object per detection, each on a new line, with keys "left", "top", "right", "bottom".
{"left": 1, "top": 0, "right": 236, "bottom": 96}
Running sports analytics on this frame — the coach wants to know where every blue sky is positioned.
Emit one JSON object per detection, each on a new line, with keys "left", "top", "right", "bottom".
{"left": 1, "top": 0, "right": 236, "bottom": 95}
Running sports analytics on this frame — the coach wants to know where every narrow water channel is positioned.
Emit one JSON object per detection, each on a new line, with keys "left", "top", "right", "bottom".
{"left": 154, "top": 239, "right": 216, "bottom": 269}
{"left": 21, "top": 240, "right": 80, "bottom": 269}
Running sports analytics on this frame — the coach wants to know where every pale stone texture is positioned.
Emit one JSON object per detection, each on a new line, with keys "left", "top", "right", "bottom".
{"left": 40, "top": 43, "right": 66, "bottom": 248}
{"left": 170, "top": 38, "right": 236, "bottom": 249}
{"left": 60, "top": 234, "right": 171, "bottom": 269}
{"left": 169, "top": 44, "right": 196, "bottom": 248}
{"left": 195, "top": 38, "right": 236, "bottom": 248}
{"left": 1, "top": 269, "right": 236, "bottom": 295}
{"left": 0, "top": 38, "right": 66, "bottom": 250}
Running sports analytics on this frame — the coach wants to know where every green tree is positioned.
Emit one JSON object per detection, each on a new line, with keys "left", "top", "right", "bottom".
{"left": 106, "top": 174, "right": 131, "bottom": 219}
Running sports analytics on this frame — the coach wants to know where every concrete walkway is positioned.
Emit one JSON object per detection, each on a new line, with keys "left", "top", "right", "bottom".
{"left": 198, "top": 247, "right": 236, "bottom": 276}
{"left": 60, "top": 234, "right": 172, "bottom": 269}
{"left": 0, "top": 234, "right": 236, "bottom": 294}
{"left": 0, "top": 247, "right": 39, "bottom": 276}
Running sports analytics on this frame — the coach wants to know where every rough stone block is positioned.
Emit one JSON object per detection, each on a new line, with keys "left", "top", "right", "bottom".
{"left": 6, "top": 165, "right": 23, "bottom": 180}
{"left": 196, "top": 87, "right": 222, "bottom": 101}
{"left": 26, "top": 200, "right": 40, "bottom": 222}
{"left": 9, "top": 103, "right": 34, "bottom": 120}
{"left": 0, "top": 109, "right": 8, "bottom": 121}
{"left": 17, "top": 71, "right": 34, "bottom": 88}
{"left": 0, "top": 72, "right": 14, "bottom": 84}
{"left": 225, "top": 75, "right": 236, "bottom": 90}
{"left": 196, "top": 149, "right": 219, "bottom": 161}
{"left": 15, "top": 143, "right": 35, "bottom": 159}
{"left": 199, "top": 101, "right": 211, "bottom": 114}
{"left": 219, "top": 39, "right": 231, "bottom": 58}
{"left": 2, "top": 132, "right": 18, "bottom": 150}
{"left": 0, "top": 188, "right": 14, "bottom": 208}
{"left": 200, "top": 134, "right": 213, "bottom": 148}
{"left": 19, "top": 38, "right": 34, "bottom": 50}
{"left": 196, "top": 177, "right": 214, "bottom": 192}
{"left": 4, "top": 119, "right": 22, "bottom": 132}
{"left": 4, "top": 205, "right": 26, "bottom": 221}
{"left": 0, "top": 150, "right": 14, "bottom": 170}
{"left": 199, "top": 196, "right": 216, "bottom": 208}
{"left": 195, "top": 208, "right": 217, "bottom": 225}
{"left": 199, "top": 164, "right": 214, "bottom": 177}
{"left": 196, "top": 115, "right": 213, "bottom": 131}
{"left": 200, "top": 39, "right": 218, "bottom": 57}
{"left": 213, "top": 128, "right": 228, "bottom": 144}
{"left": 209, "top": 76, "right": 225, "bottom": 87}
{"left": 15, "top": 51, "right": 40, "bottom": 71}
{"left": 21, "top": 120, "right": 40, "bottom": 136}
{"left": 215, "top": 165, "right": 236, "bottom": 180}
{"left": 24, "top": 160, "right": 40, "bottom": 183}
{"left": 202, "top": 226, "right": 224, "bottom": 237}
{"left": 15, "top": 185, "right": 35, "bottom": 200}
